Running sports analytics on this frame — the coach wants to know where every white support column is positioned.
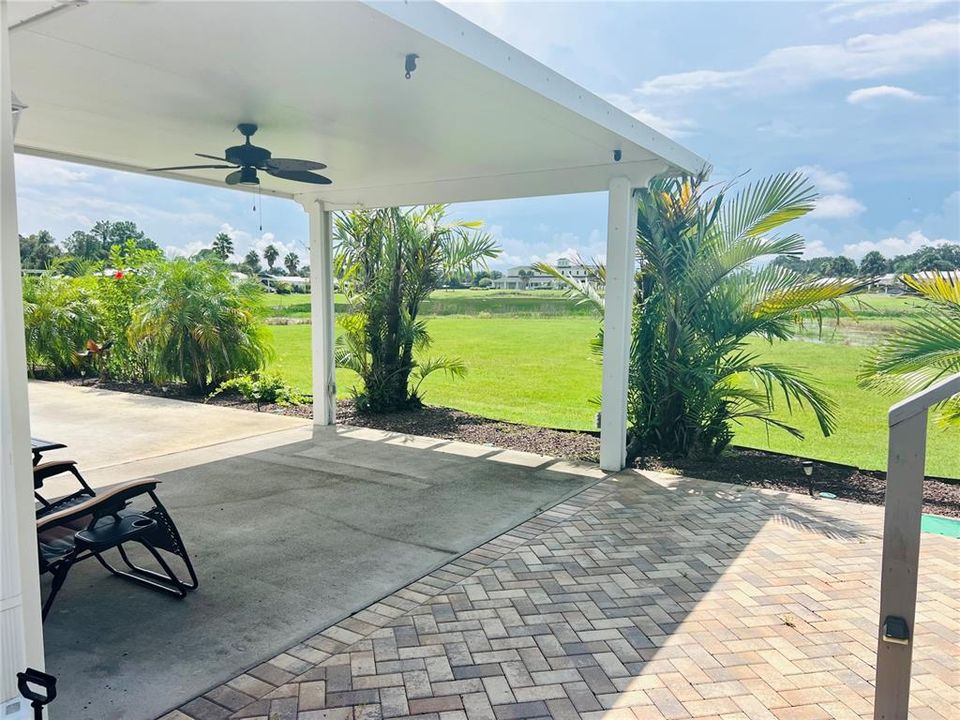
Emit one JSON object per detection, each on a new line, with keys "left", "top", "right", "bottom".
{"left": 873, "top": 410, "right": 926, "bottom": 719}
{"left": 1, "top": 1, "right": 46, "bottom": 716}
{"left": 599, "top": 177, "right": 638, "bottom": 472}
{"left": 303, "top": 197, "right": 336, "bottom": 425}
{"left": 872, "top": 372, "right": 960, "bottom": 719}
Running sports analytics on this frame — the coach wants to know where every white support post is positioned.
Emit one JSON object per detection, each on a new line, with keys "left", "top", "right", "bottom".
{"left": 871, "top": 372, "right": 960, "bottom": 719}
{"left": 599, "top": 177, "right": 638, "bottom": 472}
{"left": 1, "top": 0, "right": 46, "bottom": 716}
{"left": 303, "top": 197, "right": 336, "bottom": 425}
{"left": 873, "top": 410, "right": 926, "bottom": 719}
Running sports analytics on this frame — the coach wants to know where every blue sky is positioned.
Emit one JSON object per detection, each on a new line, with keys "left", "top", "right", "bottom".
{"left": 15, "top": 0, "right": 960, "bottom": 269}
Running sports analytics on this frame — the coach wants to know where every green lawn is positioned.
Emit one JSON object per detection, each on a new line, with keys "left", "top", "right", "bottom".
{"left": 268, "top": 317, "right": 603, "bottom": 429}
{"left": 267, "top": 313, "right": 959, "bottom": 478}
{"left": 262, "top": 288, "right": 591, "bottom": 318}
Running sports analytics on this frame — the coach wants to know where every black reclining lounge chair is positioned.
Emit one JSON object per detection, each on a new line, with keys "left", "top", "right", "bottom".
{"left": 36, "top": 473, "right": 198, "bottom": 620}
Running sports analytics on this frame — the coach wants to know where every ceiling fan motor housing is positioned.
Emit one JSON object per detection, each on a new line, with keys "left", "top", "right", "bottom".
{"left": 225, "top": 142, "right": 271, "bottom": 168}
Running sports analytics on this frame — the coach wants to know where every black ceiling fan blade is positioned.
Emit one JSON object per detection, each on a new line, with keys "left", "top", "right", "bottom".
{"left": 266, "top": 168, "right": 332, "bottom": 184}
{"left": 148, "top": 164, "right": 236, "bottom": 171}
{"left": 196, "top": 152, "right": 232, "bottom": 163}
{"left": 266, "top": 158, "right": 327, "bottom": 172}
{"left": 225, "top": 170, "right": 245, "bottom": 185}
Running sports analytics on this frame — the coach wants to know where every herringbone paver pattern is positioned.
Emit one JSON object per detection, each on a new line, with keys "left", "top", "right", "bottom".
{"left": 168, "top": 471, "right": 959, "bottom": 720}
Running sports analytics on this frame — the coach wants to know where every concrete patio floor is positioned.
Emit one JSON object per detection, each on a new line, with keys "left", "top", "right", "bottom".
{"left": 166, "top": 469, "right": 960, "bottom": 720}
{"left": 29, "top": 384, "right": 599, "bottom": 720}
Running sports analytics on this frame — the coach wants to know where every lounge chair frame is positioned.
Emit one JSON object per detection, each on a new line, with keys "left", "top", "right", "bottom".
{"left": 36, "top": 478, "right": 198, "bottom": 620}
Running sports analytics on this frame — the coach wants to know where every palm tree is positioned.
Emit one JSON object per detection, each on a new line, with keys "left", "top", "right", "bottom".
{"left": 242, "top": 249, "right": 262, "bottom": 274}
{"left": 334, "top": 205, "right": 499, "bottom": 411}
{"left": 283, "top": 251, "right": 300, "bottom": 276}
{"left": 539, "top": 171, "right": 864, "bottom": 459}
{"left": 263, "top": 244, "right": 279, "bottom": 272}
{"left": 212, "top": 232, "right": 234, "bottom": 261}
{"left": 128, "top": 258, "right": 271, "bottom": 393}
{"left": 860, "top": 272, "right": 960, "bottom": 425}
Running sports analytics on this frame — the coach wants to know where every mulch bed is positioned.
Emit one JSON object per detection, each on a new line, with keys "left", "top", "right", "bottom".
{"left": 67, "top": 378, "right": 960, "bottom": 518}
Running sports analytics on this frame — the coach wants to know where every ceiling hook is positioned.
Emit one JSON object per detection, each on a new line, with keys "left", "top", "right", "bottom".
{"left": 405, "top": 53, "right": 419, "bottom": 80}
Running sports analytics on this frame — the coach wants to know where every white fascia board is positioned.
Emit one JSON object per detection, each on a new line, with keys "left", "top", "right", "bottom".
{"left": 365, "top": 0, "right": 707, "bottom": 175}
{"left": 294, "top": 159, "right": 667, "bottom": 210}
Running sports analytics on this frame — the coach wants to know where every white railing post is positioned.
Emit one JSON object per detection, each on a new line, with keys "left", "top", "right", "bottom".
{"left": 599, "top": 177, "right": 638, "bottom": 471}
{"left": 1, "top": 1, "right": 46, "bottom": 715}
{"left": 302, "top": 197, "right": 336, "bottom": 426}
{"left": 873, "top": 372, "right": 960, "bottom": 719}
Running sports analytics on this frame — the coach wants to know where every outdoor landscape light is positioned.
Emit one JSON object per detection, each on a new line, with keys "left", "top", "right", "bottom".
{"left": 802, "top": 460, "right": 813, "bottom": 476}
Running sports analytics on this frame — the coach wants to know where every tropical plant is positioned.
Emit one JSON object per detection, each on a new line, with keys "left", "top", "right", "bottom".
{"left": 128, "top": 258, "right": 271, "bottom": 393}
{"left": 94, "top": 242, "right": 162, "bottom": 381}
{"left": 334, "top": 205, "right": 499, "bottom": 411}
{"left": 22, "top": 269, "right": 100, "bottom": 377}
{"left": 540, "top": 171, "right": 864, "bottom": 459}
{"left": 210, "top": 371, "right": 304, "bottom": 410}
{"left": 212, "top": 232, "right": 234, "bottom": 261}
{"left": 859, "top": 272, "right": 960, "bottom": 425}
{"left": 263, "top": 244, "right": 279, "bottom": 272}
{"left": 284, "top": 251, "right": 300, "bottom": 276}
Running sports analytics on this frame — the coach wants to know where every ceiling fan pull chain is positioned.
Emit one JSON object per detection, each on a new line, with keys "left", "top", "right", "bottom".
{"left": 258, "top": 185, "right": 263, "bottom": 232}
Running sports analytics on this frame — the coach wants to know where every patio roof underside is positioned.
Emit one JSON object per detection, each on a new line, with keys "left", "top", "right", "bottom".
{"left": 8, "top": 0, "right": 704, "bottom": 210}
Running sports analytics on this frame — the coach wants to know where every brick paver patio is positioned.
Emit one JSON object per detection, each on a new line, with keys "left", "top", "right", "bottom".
{"left": 166, "top": 469, "right": 959, "bottom": 720}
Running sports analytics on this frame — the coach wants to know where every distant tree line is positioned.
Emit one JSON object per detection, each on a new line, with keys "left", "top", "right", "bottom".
{"left": 772, "top": 243, "right": 960, "bottom": 277}
{"left": 443, "top": 269, "right": 503, "bottom": 288}
{"left": 19, "top": 221, "right": 307, "bottom": 280}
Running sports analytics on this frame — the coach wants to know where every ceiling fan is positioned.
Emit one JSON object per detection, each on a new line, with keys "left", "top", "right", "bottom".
{"left": 148, "top": 123, "right": 331, "bottom": 186}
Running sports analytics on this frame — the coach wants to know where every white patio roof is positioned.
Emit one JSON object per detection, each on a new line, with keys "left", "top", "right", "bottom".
{"left": 8, "top": 0, "right": 704, "bottom": 209}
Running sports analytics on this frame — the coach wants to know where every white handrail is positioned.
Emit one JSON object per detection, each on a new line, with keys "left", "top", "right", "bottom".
{"left": 888, "top": 372, "right": 960, "bottom": 426}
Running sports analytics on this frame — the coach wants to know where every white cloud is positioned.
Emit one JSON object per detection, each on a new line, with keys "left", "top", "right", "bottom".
{"left": 794, "top": 166, "right": 864, "bottom": 220}
{"left": 15, "top": 154, "right": 90, "bottom": 187}
{"left": 634, "top": 19, "right": 958, "bottom": 97}
{"left": 485, "top": 225, "right": 606, "bottom": 269}
{"left": 810, "top": 194, "right": 867, "bottom": 219}
{"left": 802, "top": 239, "right": 834, "bottom": 259}
{"left": 165, "top": 241, "right": 210, "bottom": 259}
{"left": 796, "top": 165, "right": 851, "bottom": 193}
{"left": 846, "top": 85, "right": 932, "bottom": 104}
{"left": 843, "top": 231, "right": 959, "bottom": 259}
{"left": 823, "top": 1, "right": 952, "bottom": 24}
{"left": 604, "top": 93, "right": 697, "bottom": 138}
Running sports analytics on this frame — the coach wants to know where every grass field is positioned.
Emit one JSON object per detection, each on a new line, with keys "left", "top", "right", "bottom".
{"left": 263, "top": 289, "right": 592, "bottom": 318}
{"left": 265, "top": 292, "right": 959, "bottom": 478}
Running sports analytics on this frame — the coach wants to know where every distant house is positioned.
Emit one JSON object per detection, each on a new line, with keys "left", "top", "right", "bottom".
{"left": 492, "top": 258, "right": 599, "bottom": 290}
{"left": 258, "top": 272, "right": 311, "bottom": 292}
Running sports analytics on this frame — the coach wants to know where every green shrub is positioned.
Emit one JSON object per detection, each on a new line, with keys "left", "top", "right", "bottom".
{"left": 210, "top": 371, "right": 304, "bottom": 410}
{"left": 22, "top": 271, "right": 100, "bottom": 377}
{"left": 129, "top": 258, "right": 271, "bottom": 393}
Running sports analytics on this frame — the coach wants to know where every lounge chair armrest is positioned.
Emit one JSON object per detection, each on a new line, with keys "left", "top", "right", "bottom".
{"left": 36, "top": 479, "right": 160, "bottom": 532}
{"left": 33, "top": 460, "right": 79, "bottom": 489}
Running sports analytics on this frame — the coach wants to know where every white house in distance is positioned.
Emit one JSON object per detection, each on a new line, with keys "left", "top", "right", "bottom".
{"left": 493, "top": 257, "right": 599, "bottom": 290}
